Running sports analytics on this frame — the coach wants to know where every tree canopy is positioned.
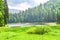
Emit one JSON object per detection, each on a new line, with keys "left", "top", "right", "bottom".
{"left": 9, "top": 0, "right": 59, "bottom": 23}
{"left": 0, "top": 0, "right": 9, "bottom": 26}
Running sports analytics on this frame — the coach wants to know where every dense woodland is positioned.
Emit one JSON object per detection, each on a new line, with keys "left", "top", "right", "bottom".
{"left": 0, "top": 0, "right": 60, "bottom": 26}
{"left": 9, "top": 0, "right": 60, "bottom": 23}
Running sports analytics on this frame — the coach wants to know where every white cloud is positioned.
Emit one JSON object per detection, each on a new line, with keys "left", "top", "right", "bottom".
{"left": 8, "top": 2, "right": 32, "bottom": 11}
{"left": 33, "top": 0, "right": 49, "bottom": 6}
{"left": 8, "top": 0, "right": 49, "bottom": 11}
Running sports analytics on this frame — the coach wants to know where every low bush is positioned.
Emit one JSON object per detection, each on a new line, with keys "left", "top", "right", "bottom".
{"left": 27, "top": 26, "right": 52, "bottom": 35}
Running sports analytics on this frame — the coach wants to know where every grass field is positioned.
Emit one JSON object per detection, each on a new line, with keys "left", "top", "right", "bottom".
{"left": 0, "top": 25, "right": 60, "bottom": 40}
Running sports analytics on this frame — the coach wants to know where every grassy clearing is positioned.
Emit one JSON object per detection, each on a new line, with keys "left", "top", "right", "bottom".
{"left": 0, "top": 25, "right": 60, "bottom": 40}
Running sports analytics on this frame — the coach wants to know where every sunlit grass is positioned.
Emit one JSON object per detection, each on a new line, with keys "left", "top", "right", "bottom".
{"left": 0, "top": 25, "right": 60, "bottom": 40}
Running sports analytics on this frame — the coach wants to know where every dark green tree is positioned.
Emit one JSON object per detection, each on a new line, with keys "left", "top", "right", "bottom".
{"left": 3, "top": 0, "right": 9, "bottom": 24}
{"left": 0, "top": 0, "right": 4, "bottom": 26}
{"left": 57, "top": 8, "right": 60, "bottom": 23}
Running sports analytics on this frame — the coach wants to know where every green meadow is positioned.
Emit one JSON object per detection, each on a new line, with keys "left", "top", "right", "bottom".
{"left": 0, "top": 25, "right": 60, "bottom": 40}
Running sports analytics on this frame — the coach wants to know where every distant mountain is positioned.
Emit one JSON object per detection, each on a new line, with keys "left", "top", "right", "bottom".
{"left": 9, "top": 9, "right": 20, "bottom": 13}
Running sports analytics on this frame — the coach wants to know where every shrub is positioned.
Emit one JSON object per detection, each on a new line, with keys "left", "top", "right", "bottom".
{"left": 27, "top": 26, "right": 52, "bottom": 35}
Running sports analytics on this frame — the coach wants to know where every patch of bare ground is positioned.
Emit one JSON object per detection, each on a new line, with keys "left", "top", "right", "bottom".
{"left": 45, "top": 22, "right": 57, "bottom": 26}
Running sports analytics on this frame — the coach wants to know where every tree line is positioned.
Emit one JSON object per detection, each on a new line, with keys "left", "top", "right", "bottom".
{"left": 0, "top": 0, "right": 60, "bottom": 26}
{"left": 9, "top": 0, "right": 60, "bottom": 23}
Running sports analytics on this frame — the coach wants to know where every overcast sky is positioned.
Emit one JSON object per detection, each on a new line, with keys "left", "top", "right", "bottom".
{"left": 7, "top": 0, "right": 49, "bottom": 11}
